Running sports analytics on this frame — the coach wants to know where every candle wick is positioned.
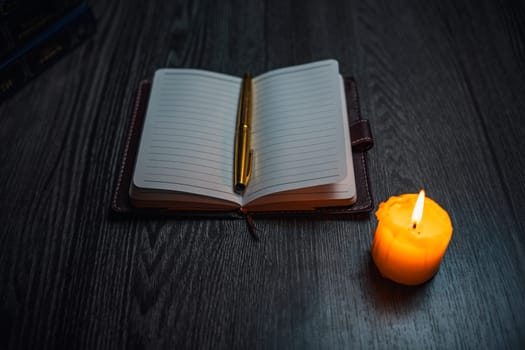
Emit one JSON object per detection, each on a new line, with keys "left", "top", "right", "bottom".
{"left": 412, "top": 222, "right": 417, "bottom": 229}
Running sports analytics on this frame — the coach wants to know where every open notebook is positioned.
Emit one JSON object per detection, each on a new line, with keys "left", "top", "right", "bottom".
{"left": 129, "top": 60, "right": 356, "bottom": 212}
{"left": 114, "top": 60, "right": 374, "bottom": 215}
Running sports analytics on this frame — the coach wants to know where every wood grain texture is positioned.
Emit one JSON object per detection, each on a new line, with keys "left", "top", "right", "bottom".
{"left": 1, "top": 0, "right": 524, "bottom": 349}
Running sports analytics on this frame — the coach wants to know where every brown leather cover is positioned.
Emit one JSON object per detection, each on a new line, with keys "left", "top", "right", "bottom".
{"left": 112, "top": 77, "right": 374, "bottom": 218}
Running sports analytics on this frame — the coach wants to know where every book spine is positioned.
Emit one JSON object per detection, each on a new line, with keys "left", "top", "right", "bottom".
{"left": 0, "top": 3, "right": 95, "bottom": 103}
{"left": 0, "top": 0, "right": 83, "bottom": 60}
{"left": 0, "top": 0, "right": 18, "bottom": 17}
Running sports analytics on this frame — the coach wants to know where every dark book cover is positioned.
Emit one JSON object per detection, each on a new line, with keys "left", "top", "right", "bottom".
{"left": 0, "top": 3, "right": 95, "bottom": 102}
{"left": 0, "top": 0, "right": 82, "bottom": 59}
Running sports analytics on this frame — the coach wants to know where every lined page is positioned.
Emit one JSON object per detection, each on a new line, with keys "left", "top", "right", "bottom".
{"left": 243, "top": 60, "right": 348, "bottom": 204}
{"left": 245, "top": 77, "right": 356, "bottom": 209}
{"left": 132, "top": 69, "right": 242, "bottom": 204}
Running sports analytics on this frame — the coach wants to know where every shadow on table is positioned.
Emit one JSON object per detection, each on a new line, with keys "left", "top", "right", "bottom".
{"left": 364, "top": 256, "right": 433, "bottom": 314}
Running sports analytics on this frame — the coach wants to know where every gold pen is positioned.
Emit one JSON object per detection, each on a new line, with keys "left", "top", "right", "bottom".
{"left": 233, "top": 73, "right": 254, "bottom": 193}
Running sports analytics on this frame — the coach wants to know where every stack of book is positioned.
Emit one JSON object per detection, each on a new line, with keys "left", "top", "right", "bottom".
{"left": 0, "top": 1, "right": 96, "bottom": 103}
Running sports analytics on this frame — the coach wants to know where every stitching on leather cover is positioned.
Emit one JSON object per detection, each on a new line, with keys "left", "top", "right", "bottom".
{"left": 348, "top": 78, "right": 373, "bottom": 210}
{"left": 352, "top": 136, "right": 373, "bottom": 144}
{"left": 350, "top": 120, "right": 372, "bottom": 145}
{"left": 351, "top": 153, "right": 370, "bottom": 210}
{"left": 112, "top": 81, "right": 145, "bottom": 211}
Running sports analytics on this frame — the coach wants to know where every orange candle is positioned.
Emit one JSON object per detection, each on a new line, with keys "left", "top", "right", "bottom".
{"left": 371, "top": 190, "right": 453, "bottom": 285}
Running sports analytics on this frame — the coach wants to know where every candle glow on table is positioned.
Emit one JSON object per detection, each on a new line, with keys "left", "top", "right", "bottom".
{"left": 371, "top": 190, "right": 453, "bottom": 285}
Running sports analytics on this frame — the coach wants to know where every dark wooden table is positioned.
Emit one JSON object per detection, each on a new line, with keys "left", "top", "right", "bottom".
{"left": 1, "top": 1, "right": 524, "bottom": 349}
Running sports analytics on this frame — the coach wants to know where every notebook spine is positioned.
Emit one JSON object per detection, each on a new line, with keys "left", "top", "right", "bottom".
{"left": 0, "top": 2, "right": 95, "bottom": 103}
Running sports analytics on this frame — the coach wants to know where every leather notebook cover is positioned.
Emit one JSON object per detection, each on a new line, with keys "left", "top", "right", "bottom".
{"left": 112, "top": 76, "right": 374, "bottom": 218}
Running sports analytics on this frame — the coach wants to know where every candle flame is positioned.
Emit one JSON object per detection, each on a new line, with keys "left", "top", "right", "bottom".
{"left": 411, "top": 190, "right": 425, "bottom": 229}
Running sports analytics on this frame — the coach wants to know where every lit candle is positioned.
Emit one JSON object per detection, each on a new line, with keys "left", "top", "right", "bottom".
{"left": 371, "top": 190, "right": 453, "bottom": 285}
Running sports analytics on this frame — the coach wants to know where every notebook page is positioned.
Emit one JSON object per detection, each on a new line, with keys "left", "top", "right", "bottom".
{"left": 243, "top": 60, "right": 348, "bottom": 204}
{"left": 244, "top": 77, "right": 356, "bottom": 209}
{"left": 132, "top": 69, "right": 242, "bottom": 204}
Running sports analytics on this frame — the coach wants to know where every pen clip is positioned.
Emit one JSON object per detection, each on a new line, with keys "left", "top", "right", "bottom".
{"left": 244, "top": 149, "right": 253, "bottom": 187}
